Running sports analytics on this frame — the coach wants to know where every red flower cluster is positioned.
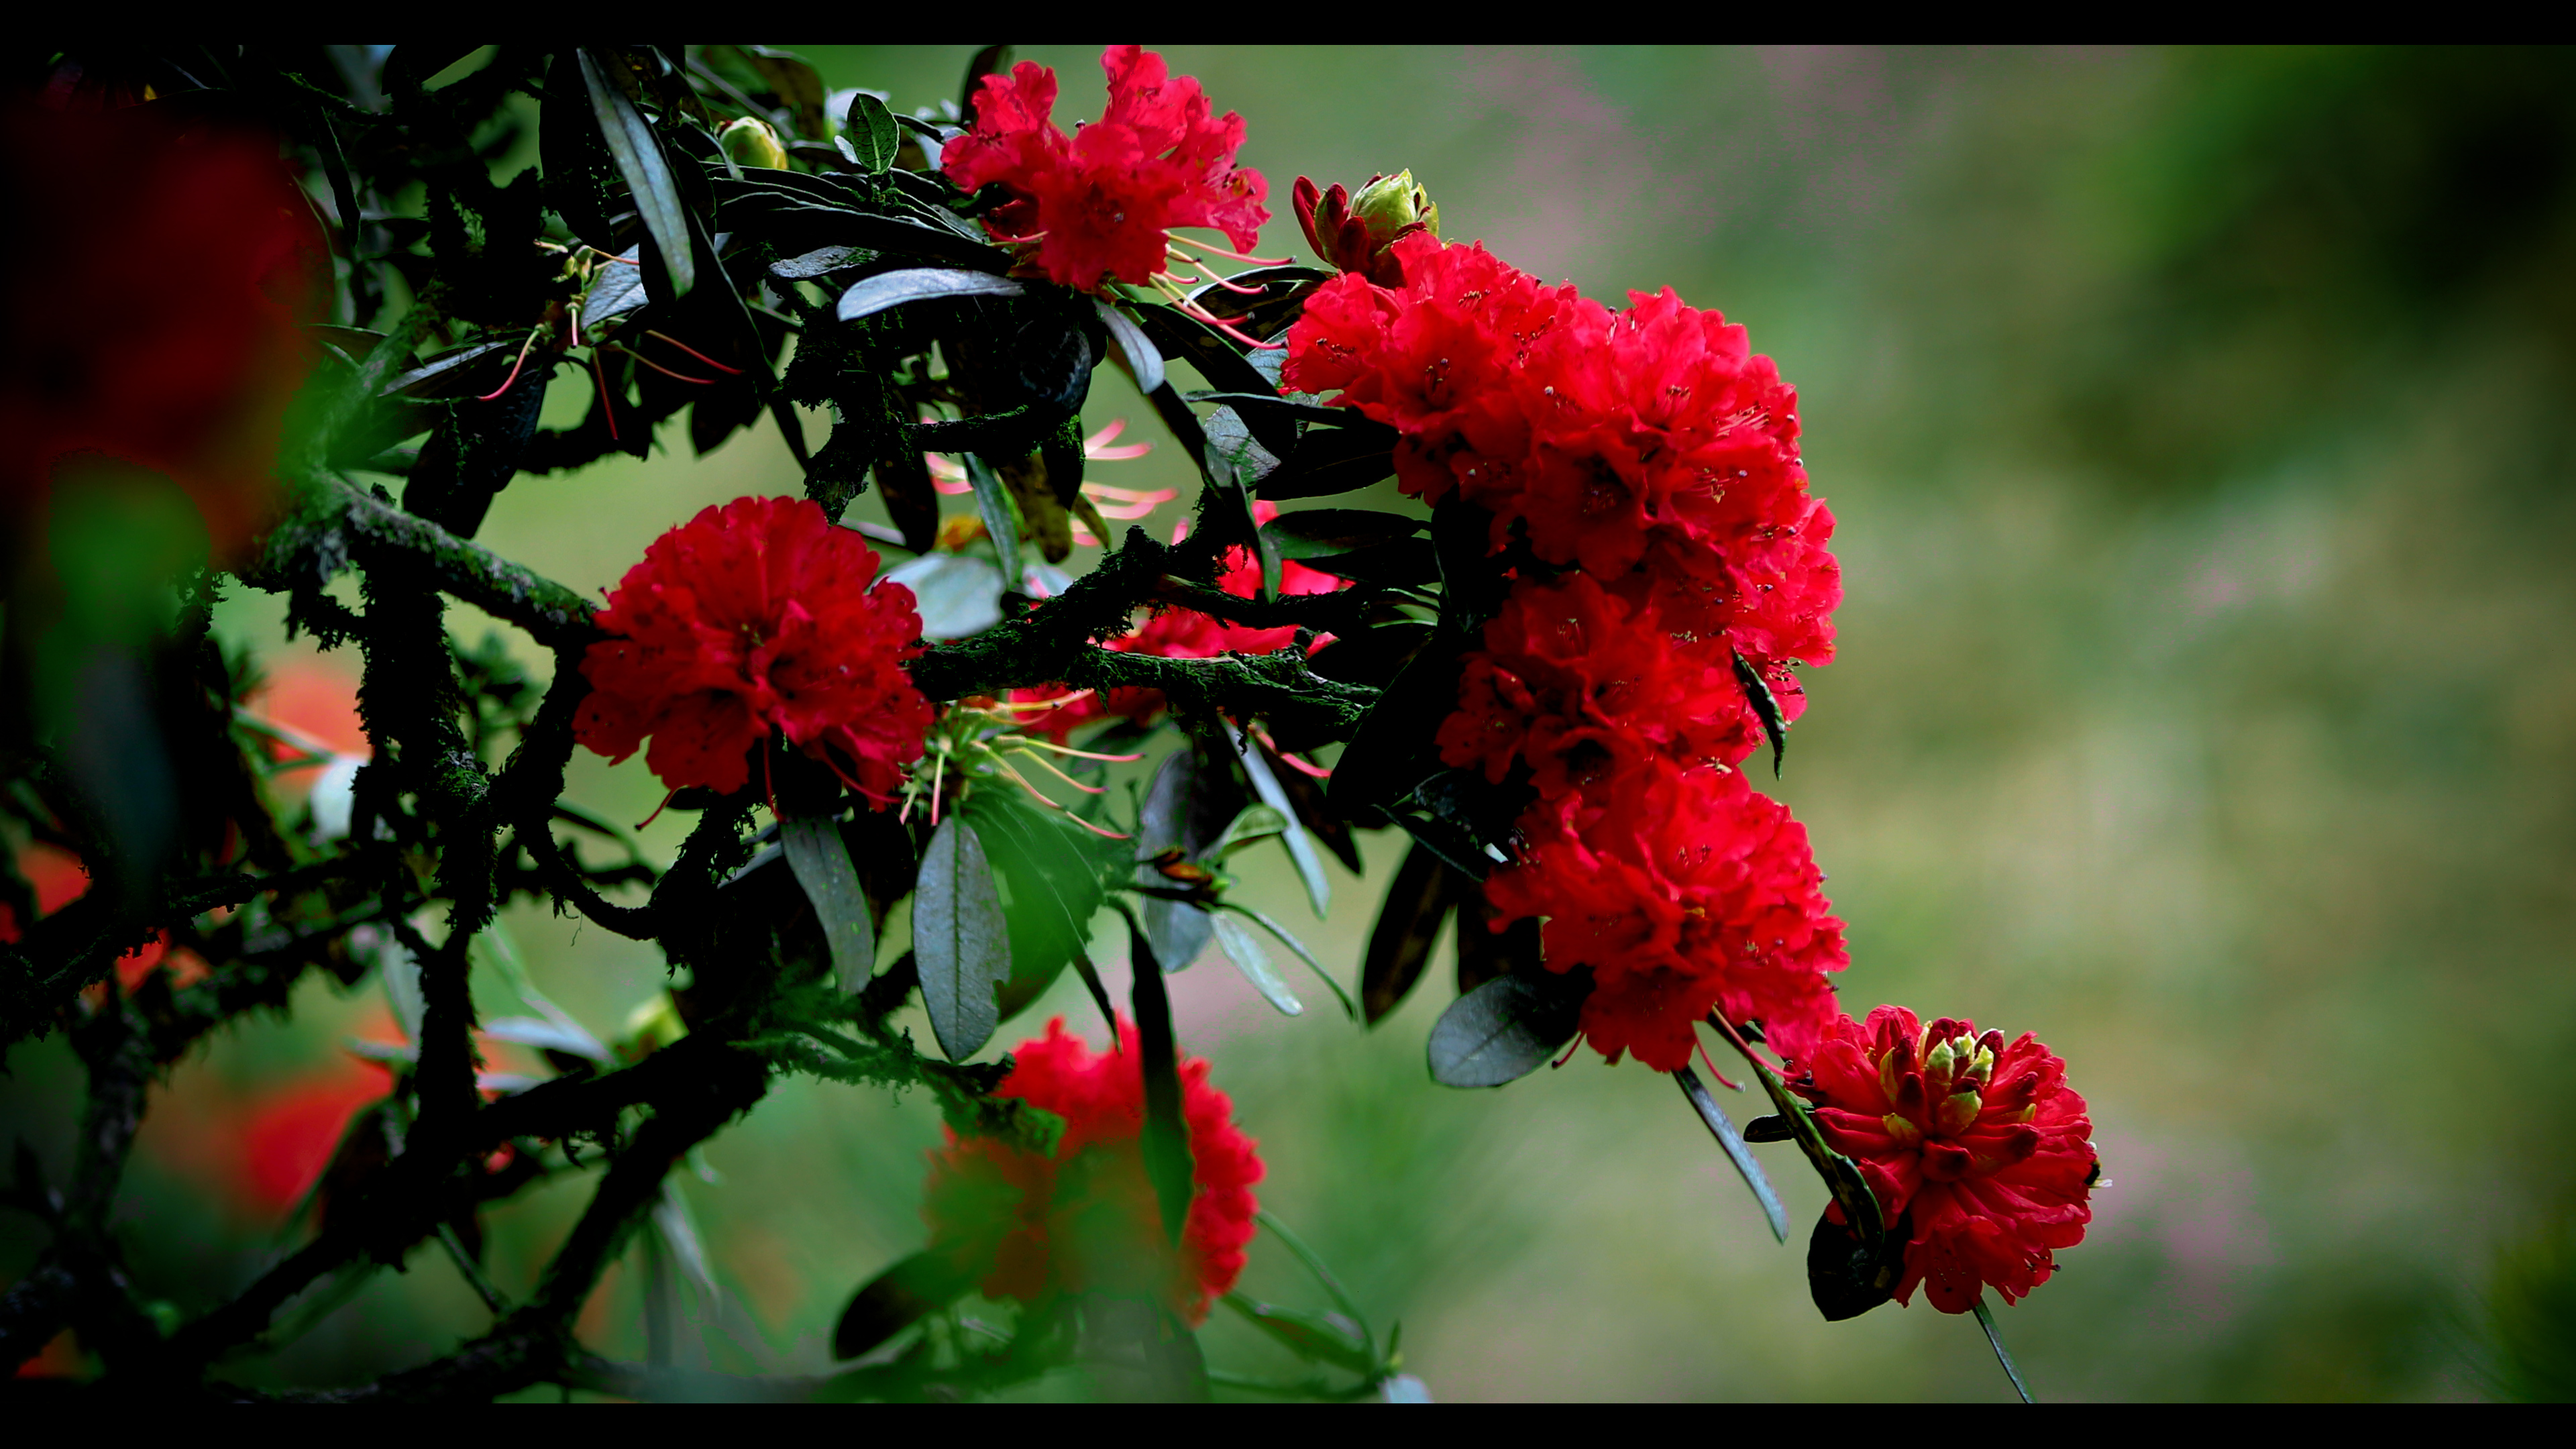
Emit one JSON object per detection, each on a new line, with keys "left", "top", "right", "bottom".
{"left": 1289, "top": 234, "right": 1846, "bottom": 1069}
{"left": 1016, "top": 502, "right": 1340, "bottom": 739}
{"left": 943, "top": 46, "right": 1270, "bottom": 292}
{"left": 1795, "top": 1006, "right": 2097, "bottom": 1313}
{"left": 574, "top": 496, "right": 933, "bottom": 803}
{"left": 1284, "top": 233, "right": 1838, "bottom": 664}
{"left": 921, "top": 1018, "right": 1263, "bottom": 1324}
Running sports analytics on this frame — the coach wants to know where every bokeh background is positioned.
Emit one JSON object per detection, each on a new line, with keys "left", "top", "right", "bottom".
{"left": 9, "top": 44, "right": 2576, "bottom": 1400}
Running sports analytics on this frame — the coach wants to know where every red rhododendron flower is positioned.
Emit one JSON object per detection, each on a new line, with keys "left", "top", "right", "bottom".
{"left": 574, "top": 496, "right": 933, "bottom": 802}
{"left": 1436, "top": 569, "right": 1788, "bottom": 797}
{"left": 0, "top": 98, "right": 326, "bottom": 561}
{"left": 942, "top": 45, "right": 1270, "bottom": 292}
{"left": 1014, "top": 502, "right": 1340, "bottom": 739}
{"left": 921, "top": 1017, "right": 1262, "bottom": 1324}
{"left": 1793, "top": 1006, "right": 2097, "bottom": 1313}
{"left": 1482, "top": 760, "right": 1846, "bottom": 1069}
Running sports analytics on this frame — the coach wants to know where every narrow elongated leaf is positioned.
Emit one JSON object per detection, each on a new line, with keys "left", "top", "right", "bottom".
{"left": 1097, "top": 299, "right": 1164, "bottom": 396}
{"left": 1734, "top": 650, "right": 1790, "bottom": 779}
{"left": 578, "top": 50, "right": 692, "bottom": 298}
{"left": 1234, "top": 729, "right": 1330, "bottom": 918}
{"left": 1426, "top": 970, "right": 1589, "bottom": 1089}
{"left": 1292, "top": 540, "right": 1438, "bottom": 588}
{"left": 833, "top": 1248, "right": 976, "bottom": 1359}
{"left": 1257, "top": 423, "right": 1399, "bottom": 501}
{"left": 1254, "top": 733, "right": 1362, "bottom": 875}
{"left": 1809, "top": 1206, "right": 1913, "bottom": 1322}
{"left": 962, "top": 788, "right": 1113, "bottom": 1021}
{"left": 836, "top": 266, "right": 1024, "bottom": 323}
{"left": 771, "top": 245, "right": 871, "bottom": 279}
{"left": 1135, "top": 743, "right": 1244, "bottom": 971}
{"left": 845, "top": 91, "right": 902, "bottom": 171}
{"left": 1260, "top": 508, "right": 1426, "bottom": 559}
{"left": 1221, "top": 1293, "right": 1373, "bottom": 1375}
{"left": 1674, "top": 1065, "right": 1788, "bottom": 1243}
{"left": 1226, "top": 904, "right": 1357, "bottom": 1020}
{"left": 1330, "top": 631, "right": 1470, "bottom": 820}
{"left": 915, "top": 816, "right": 1010, "bottom": 1060}
{"left": 1126, "top": 914, "right": 1193, "bottom": 1244}
{"left": 1210, "top": 910, "right": 1301, "bottom": 1016}
{"left": 1453, "top": 889, "right": 1540, "bottom": 995}
{"left": 961, "top": 452, "right": 1024, "bottom": 589}
{"left": 481, "top": 1016, "right": 610, "bottom": 1063}
{"left": 1363, "top": 843, "right": 1464, "bottom": 1026}
{"left": 1208, "top": 804, "right": 1290, "bottom": 862}
{"left": 783, "top": 814, "right": 876, "bottom": 992}
{"left": 1185, "top": 391, "right": 1364, "bottom": 429}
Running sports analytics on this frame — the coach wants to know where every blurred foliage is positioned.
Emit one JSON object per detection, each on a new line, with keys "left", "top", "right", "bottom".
{"left": 12, "top": 44, "right": 2576, "bottom": 1401}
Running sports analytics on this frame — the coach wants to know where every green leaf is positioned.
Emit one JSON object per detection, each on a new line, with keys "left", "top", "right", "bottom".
{"left": 1733, "top": 650, "right": 1789, "bottom": 779}
{"left": 1222, "top": 1293, "right": 1375, "bottom": 1375}
{"left": 1256, "top": 424, "right": 1399, "bottom": 502}
{"left": 782, "top": 814, "right": 875, "bottom": 993}
{"left": 1426, "top": 969, "right": 1589, "bottom": 1089}
{"left": 1362, "top": 843, "right": 1464, "bottom": 1026}
{"left": 1134, "top": 743, "right": 1239, "bottom": 971}
{"left": 915, "top": 814, "right": 1010, "bottom": 1061}
{"left": 961, "top": 451, "right": 1024, "bottom": 591}
{"left": 961, "top": 788, "right": 1113, "bottom": 1022}
{"left": 1808, "top": 1205, "right": 1912, "bottom": 1323}
{"left": 835, "top": 266, "right": 1025, "bottom": 323}
{"left": 1124, "top": 912, "right": 1193, "bottom": 1244}
{"left": 1748, "top": 1055, "right": 1886, "bottom": 1250}
{"left": 1254, "top": 1210, "right": 1369, "bottom": 1334}
{"left": 844, "top": 91, "right": 902, "bottom": 172}
{"left": 1209, "top": 803, "right": 1290, "bottom": 862}
{"left": 1674, "top": 1065, "right": 1788, "bottom": 1244}
{"left": 833, "top": 1248, "right": 976, "bottom": 1360}
{"left": 1224, "top": 903, "right": 1358, "bottom": 1021}
{"left": 1329, "top": 629, "right": 1470, "bottom": 820}
{"left": 577, "top": 49, "right": 692, "bottom": 298}
{"left": 1234, "top": 729, "right": 1330, "bottom": 918}
{"left": 1209, "top": 910, "right": 1301, "bottom": 1016}
{"left": 1096, "top": 299, "right": 1165, "bottom": 396}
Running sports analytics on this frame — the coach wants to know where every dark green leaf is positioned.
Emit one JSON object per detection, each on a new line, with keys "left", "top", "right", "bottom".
{"left": 1256, "top": 423, "right": 1399, "bottom": 501}
{"left": 1808, "top": 1206, "right": 1912, "bottom": 1322}
{"left": 1749, "top": 1057, "right": 1887, "bottom": 1248}
{"left": 1733, "top": 650, "right": 1789, "bottom": 779}
{"left": 577, "top": 49, "right": 692, "bottom": 299}
{"left": 732, "top": 46, "right": 830, "bottom": 141}
{"left": 1292, "top": 540, "right": 1438, "bottom": 588}
{"left": 915, "top": 814, "right": 1010, "bottom": 1061}
{"left": 1363, "top": 843, "right": 1465, "bottom": 1026}
{"left": 1426, "top": 968, "right": 1589, "bottom": 1088}
{"left": 1742, "top": 1115, "right": 1794, "bottom": 1143}
{"left": 1135, "top": 741, "right": 1246, "bottom": 970}
{"left": 1096, "top": 299, "right": 1164, "bottom": 396}
{"left": 833, "top": 1248, "right": 977, "bottom": 1359}
{"left": 1226, "top": 903, "right": 1357, "bottom": 1020}
{"left": 1454, "top": 888, "right": 1538, "bottom": 996}
{"left": 1260, "top": 508, "right": 1426, "bottom": 560}
{"left": 961, "top": 451, "right": 1023, "bottom": 588}
{"left": 1252, "top": 733, "right": 1361, "bottom": 875}
{"left": 1328, "top": 630, "right": 1470, "bottom": 820}
{"left": 771, "top": 246, "right": 871, "bottom": 279}
{"left": 1674, "top": 1065, "right": 1788, "bottom": 1243}
{"left": 1124, "top": 912, "right": 1193, "bottom": 1244}
{"left": 1432, "top": 498, "right": 1510, "bottom": 633}
{"left": 1128, "top": 303, "right": 1273, "bottom": 400}
{"left": 1186, "top": 391, "right": 1366, "bottom": 429}
{"left": 1221, "top": 1293, "right": 1375, "bottom": 1375}
{"left": 1309, "top": 617, "right": 1434, "bottom": 692}
{"left": 1208, "top": 803, "right": 1290, "bottom": 861}
{"left": 836, "top": 266, "right": 1024, "bottom": 323}
{"left": 782, "top": 815, "right": 875, "bottom": 992}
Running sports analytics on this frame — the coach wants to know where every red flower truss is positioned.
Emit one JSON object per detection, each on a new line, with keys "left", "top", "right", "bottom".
{"left": 1482, "top": 761, "right": 1847, "bottom": 1071}
{"left": 573, "top": 496, "right": 933, "bottom": 803}
{"left": 943, "top": 45, "right": 1271, "bottom": 292}
{"left": 921, "top": 1017, "right": 1263, "bottom": 1325}
{"left": 1436, "top": 569, "right": 1785, "bottom": 798}
{"left": 1794, "top": 1006, "right": 2098, "bottom": 1313}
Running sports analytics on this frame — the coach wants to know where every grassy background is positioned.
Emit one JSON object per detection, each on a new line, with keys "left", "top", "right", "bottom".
{"left": 10, "top": 44, "right": 2576, "bottom": 1400}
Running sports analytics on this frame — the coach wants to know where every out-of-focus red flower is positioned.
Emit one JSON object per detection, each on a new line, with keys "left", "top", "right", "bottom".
{"left": 0, "top": 97, "right": 327, "bottom": 562}
{"left": 235, "top": 1061, "right": 392, "bottom": 1215}
{"left": 942, "top": 46, "right": 1269, "bottom": 292}
{"left": 1794, "top": 1006, "right": 2097, "bottom": 1313}
{"left": 1436, "top": 570, "right": 1783, "bottom": 798}
{"left": 1482, "top": 761, "right": 1846, "bottom": 1070}
{"left": 3, "top": 842, "right": 204, "bottom": 996}
{"left": 1014, "top": 502, "right": 1340, "bottom": 739}
{"left": 574, "top": 496, "right": 933, "bottom": 803}
{"left": 922, "top": 1016, "right": 1262, "bottom": 1325}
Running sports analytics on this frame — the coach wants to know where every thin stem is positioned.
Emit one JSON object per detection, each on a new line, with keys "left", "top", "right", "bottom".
{"left": 1167, "top": 231, "right": 1292, "bottom": 266}
{"left": 607, "top": 343, "right": 717, "bottom": 386}
{"left": 474, "top": 327, "right": 547, "bottom": 402}
{"left": 1972, "top": 1297, "right": 2035, "bottom": 1403}
{"left": 643, "top": 329, "right": 745, "bottom": 376}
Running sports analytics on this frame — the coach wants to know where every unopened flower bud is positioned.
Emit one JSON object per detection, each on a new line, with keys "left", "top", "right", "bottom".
{"left": 720, "top": 116, "right": 790, "bottom": 171}
{"left": 1293, "top": 168, "right": 1440, "bottom": 287}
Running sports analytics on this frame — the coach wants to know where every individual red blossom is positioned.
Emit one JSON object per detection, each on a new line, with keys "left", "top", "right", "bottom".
{"left": 1436, "top": 569, "right": 1780, "bottom": 797}
{"left": 921, "top": 1017, "right": 1263, "bottom": 1325}
{"left": 942, "top": 46, "right": 1269, "bottom": 292}
{"left": 573, "top": 496, "right": 932, "bottom": 803}
{"left": 1014, "top": 503, "right": 1341, "bottom": 739}
{"left": 1793, "top": 1006, "right": 2098, "bottom": 1313}
{"left": 1482, "top": 760, "right": 1846, "bottom": 1070}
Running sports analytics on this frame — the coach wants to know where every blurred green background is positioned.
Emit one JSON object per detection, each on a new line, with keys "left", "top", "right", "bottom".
{"left": 10, "top": 44, "right": 2576, "bottom": 1400}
